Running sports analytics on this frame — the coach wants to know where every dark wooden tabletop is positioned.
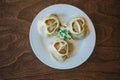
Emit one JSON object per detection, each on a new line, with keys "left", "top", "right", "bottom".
{"left": 0, "top": 0, "right": 120, "bottom": 80}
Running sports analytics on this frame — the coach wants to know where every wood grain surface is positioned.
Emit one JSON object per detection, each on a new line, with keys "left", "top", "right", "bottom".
{"left": 0, "top": 0, "right": 120, "bottom": 80}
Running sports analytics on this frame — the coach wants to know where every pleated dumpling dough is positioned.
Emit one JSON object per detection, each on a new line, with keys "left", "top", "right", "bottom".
{"left": 42, "top": 14, "right": 61, "bottom": 36}
{"left": 50, "top": 39, "right": 69, "bottom": 62}
{"left": 70, "top": 17, "right": 89, "bottom": 39}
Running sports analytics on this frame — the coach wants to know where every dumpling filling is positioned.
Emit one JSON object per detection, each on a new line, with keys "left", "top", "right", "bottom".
{"left": 42, "top": 14, "right": 61, "bottom": 36}
{"left": 50, "top": 39, "right": 69, "bottom": 62}
{"left": 70, "top": 17, "right": 89, "bottom": 39}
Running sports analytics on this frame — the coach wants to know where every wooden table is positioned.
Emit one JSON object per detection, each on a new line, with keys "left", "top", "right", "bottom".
{"left": 0, "top": 0, "right": 120, "bottom": 80}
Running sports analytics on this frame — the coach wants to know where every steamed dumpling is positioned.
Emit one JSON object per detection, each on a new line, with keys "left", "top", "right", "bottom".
{"left": 42, "top": 14, "right": 61, "bottom": 36}
{"left": 70, "top": 17, "right": 89, "bottom": 39}
{"left": 50, "top": 39, "right": 69, "bottom": 62}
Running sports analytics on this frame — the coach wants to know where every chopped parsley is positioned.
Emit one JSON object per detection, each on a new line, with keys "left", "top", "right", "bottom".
{"left": 57, "top": 27, "right": 71, "bottom": 41}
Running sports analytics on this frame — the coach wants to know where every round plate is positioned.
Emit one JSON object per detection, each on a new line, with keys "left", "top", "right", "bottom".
{"left": 29, "top": 4, "right": 96, "bottom": 69}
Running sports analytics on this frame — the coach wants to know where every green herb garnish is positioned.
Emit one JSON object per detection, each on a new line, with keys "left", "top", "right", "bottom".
{"left": 57, "top": 27, "right": 71, "bottom": 41}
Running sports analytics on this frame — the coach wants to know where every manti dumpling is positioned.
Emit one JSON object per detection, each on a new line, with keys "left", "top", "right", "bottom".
{"left": 42, "top": 14, "right": 61, "bottom": 36}
{"left": 50, "top": 39, "right": 69, "bottom": 62}
{"left": 70, "top": 17, "right": 89, "bottom": 39}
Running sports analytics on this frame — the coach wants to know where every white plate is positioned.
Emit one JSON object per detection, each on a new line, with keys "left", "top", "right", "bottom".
{"left": 29, "top": 4, "right": 96, "bottom": 69}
